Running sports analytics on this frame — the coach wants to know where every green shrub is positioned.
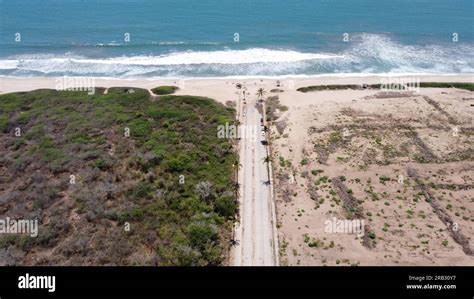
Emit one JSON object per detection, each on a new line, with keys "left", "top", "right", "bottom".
{"left": 367, "top": 232, "right": 376, "bottom": 239}
{"left": 0, "top": 115, "right": 8, "bottom": 132}
{"left": 379, "top": 176, "right": 391, "bottom": 184}
{"left": 152, "top": 86, "right": 179, "bottom": 95}
{"left": 215, "top": 196, "right": 237, "bottom": 218}
{"left": 127, "top": 181, "right": 153, "bottom": 201}
{"left": 300, "top": 158, "right": 309, "bottom": 165}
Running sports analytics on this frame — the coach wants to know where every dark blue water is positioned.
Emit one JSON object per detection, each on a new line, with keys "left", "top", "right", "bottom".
{"left": 1, "top": 0, "right": 473, "bottom": 77}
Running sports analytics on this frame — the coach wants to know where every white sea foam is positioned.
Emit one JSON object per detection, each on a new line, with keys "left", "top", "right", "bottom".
{"left": 0, "top": 60, "right": 19, "bottom": 69}
{"left": 1, "top": 34, "right": 473, "bottom": 77}
{"left": 67, "top": 48, "right": 341, "bottom": 65}
{"left": 343, "top": 33, "right": 474, "bottom": 73}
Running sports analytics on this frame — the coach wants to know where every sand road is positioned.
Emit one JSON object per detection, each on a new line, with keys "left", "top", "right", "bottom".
{"left": 232, "top": 96, "right": 279, "bottom": 266}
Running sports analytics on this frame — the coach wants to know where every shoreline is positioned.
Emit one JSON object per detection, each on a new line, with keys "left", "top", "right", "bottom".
{"left": 2, "top": 73, "right": 474, "bottom": 79}
{"left": 1, "top": 74, "right": 473, "bottom": 98}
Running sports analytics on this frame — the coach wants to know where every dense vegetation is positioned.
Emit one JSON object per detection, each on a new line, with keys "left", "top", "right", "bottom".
{"left": 151, "top": 86, "right": 179, "bottom": 95}
{"left": 0, "top": 88, "right": 238, "bottom": 265}
{"left": 297, "top": 82, "right": 474, "bottom": 93}
{"left": 297, "top": 85, "right": 366, "bottom": 92}
{"left": 419, "top": 82, "right": 474, "bottom": 91}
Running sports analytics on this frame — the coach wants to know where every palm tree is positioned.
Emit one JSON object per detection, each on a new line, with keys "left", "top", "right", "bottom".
{"left": 256, "top": 88, "right": 265, "bottom": 100}
{"left": 262, "top": 155, "right": 271, "bottom": 164}
{"left": 233, "top": 182, "right": 240, "bottom": 191}
{"left": 262, "top": 155, "right": 272, "bottom": 184}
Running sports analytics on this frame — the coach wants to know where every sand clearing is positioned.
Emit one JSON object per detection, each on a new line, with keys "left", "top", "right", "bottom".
{"left": 267, "top": 79, "right": 474, "bottom": 266}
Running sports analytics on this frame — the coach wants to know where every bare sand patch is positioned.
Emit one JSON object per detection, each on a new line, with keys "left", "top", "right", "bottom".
{"left": 269, "top": 82, "right": 473, "bottom": 266}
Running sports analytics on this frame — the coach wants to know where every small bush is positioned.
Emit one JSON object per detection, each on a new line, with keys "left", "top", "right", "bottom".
{"left": 152, "top": 86, "right": 179, "bottom": 95}
{"left": 214, "top": 196, "right": 237, "bottom": 218}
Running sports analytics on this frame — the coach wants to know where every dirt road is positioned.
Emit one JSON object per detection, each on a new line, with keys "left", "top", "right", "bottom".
{"left": 232, "top": 96, "right": 279, "bottom": 266}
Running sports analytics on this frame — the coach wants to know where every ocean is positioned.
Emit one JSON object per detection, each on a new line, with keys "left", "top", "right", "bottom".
{"left": 1, "top": 0, "right": 473, "bottom": 78}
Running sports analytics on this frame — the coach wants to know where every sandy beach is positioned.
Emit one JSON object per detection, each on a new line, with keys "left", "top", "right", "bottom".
{"left": 1, "top": 74, "right": 473, "bottom": 100}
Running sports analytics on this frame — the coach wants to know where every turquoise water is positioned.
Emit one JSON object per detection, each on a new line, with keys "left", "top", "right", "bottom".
{"left": 1, "top": 0, "right": 473, "bottom": 77}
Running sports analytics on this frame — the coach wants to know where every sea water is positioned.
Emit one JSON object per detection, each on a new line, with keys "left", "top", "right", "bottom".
{"left": 1, "top": 0, "right": 473, "bottom": 78}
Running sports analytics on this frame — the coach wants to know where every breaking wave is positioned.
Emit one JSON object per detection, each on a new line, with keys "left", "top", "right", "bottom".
{"left": 1, "top": 34, "right": 473, "bottom": 78}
